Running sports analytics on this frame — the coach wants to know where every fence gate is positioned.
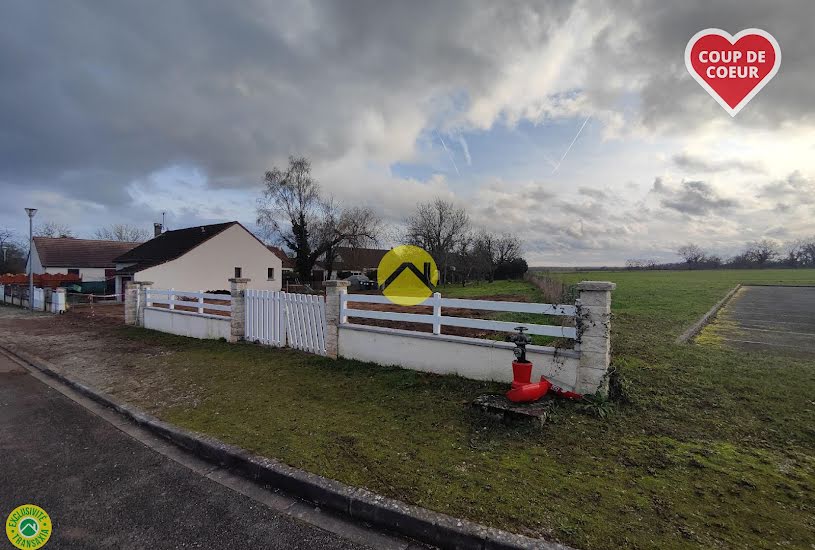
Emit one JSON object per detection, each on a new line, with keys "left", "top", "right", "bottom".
{"left": 245, "top": 290, "right": 327, "bottom": 356}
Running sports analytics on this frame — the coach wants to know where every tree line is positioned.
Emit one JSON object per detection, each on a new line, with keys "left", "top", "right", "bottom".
{"left": 626, "top": 237, "right": 815, "bottom": 270}
{"left": 256, "top": 156, "right": 526, "bottom": 284}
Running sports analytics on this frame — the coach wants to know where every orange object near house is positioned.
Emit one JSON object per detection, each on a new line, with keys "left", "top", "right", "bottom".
{"left": 0, "top": 273, "right": 81, "bottom": 288}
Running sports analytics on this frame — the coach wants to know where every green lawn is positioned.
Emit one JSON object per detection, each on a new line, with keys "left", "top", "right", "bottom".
{"left": 120, "top": 269, "right": 815, "bottom": 549}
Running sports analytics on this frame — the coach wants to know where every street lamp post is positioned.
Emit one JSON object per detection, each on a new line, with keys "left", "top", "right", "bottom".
{"left": 25, "top": 208, "right": 37, "bottom": 310}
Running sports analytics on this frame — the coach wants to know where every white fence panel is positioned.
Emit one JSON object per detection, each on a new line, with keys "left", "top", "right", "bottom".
{"left": 340, "top": 292, "right": 577, "bottom": 340}
{"left": 245, "top": 290, "right": 327, "bottom": 356}
{"left": 286, "top": 293, "right": 327, "bottom": 355}
{"left": 146, "top": 289, "right": 232, "bottom": 315}
{"left": 32, "top": 288, "right": 44, "bottom": 310}
{"left": 246, "top": 290, "right": 286, "bottom": 346}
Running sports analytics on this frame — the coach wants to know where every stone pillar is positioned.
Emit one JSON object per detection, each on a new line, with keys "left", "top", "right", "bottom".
{"left": 324, "top": 280, "right": 350, "bottom": 359}
{"left": 229, "top": 278, "right": 250, "bottom": 343}
{"left": 575, "top": 281, "right": 616, "bottom": 395}
{"left": 124, "top": 281, "right": 138, "bottom": 325}
{"left": 129, "top": 281, "right": 153, "bottom": 327}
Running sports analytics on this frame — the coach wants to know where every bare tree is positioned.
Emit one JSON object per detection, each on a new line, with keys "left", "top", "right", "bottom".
{"left": 744, "top": 239, "right": 779, "bottom": 265}
{"left": 0, "top": 228, "right": 26, "bottom": 273}
{"left": 257, "top": 156, "right": 381, "bottom": 282}
{"left": 786, "top": 237, "right": 815, "bottom": 267}
{"left": 472, "top": 231, "right": 522, "bottom": 281}
{"left": 677, "top": 243, "right": 706, "bottom": 268}
{"left": 34, "top": 222, "right": 74, "bottom": 238}
{"left": 404, "top": 198, "right": 470, "bottom": 284}
{"left": 94, "top": 224, "right": 150, "bottom": 242}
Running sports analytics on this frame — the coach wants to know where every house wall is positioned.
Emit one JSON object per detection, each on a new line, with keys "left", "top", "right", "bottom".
{"left": 27, "top": 242, "right": 43, "bottom": 274}
{"left": 137, "top": 224, "right": 282, "bottom": 292}
{"left": 43, "top": 266, "right": 107, "bottom": 282}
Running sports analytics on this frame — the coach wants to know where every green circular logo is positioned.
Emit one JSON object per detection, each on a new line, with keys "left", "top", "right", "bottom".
{"left": 6, "top": 505, "right": 52, "bottom": 549}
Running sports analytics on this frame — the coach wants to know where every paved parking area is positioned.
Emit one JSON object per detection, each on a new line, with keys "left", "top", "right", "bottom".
{"left": 707, "top": 285, "right": 815, "bottom": 357}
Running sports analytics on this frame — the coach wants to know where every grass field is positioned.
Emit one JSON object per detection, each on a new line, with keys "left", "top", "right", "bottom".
{"left": 120, "top": 269, "right": 815, "bottom": 549}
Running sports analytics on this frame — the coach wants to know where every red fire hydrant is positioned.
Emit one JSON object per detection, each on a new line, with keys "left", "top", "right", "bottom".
{"left": 505, "top": 327, "right": 551, "bottom": 403}
{"left": 504, "top": 326, "right": 583, "bottom": 402}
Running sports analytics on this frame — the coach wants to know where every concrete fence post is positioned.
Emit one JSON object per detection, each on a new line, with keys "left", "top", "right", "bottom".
{"left": 229, "top": 278, "right": 250, "bottom": 343}
{"left": 324, "top": 280, "right": 350, "bottom": 359}
{"left": 54, "top": 288, "right": 66, "bottom": 313}
{"left": 44, "top": 287, "right": 53, "bottom": 312}
{"left": 574, "top": 281, "right": 616, "bottom": 395}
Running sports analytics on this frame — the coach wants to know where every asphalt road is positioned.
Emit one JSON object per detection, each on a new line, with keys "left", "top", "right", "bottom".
{"left": 713, "top": 285, "right": 815, "bottom": 358}
{"left": 0, "top": 353, "right": 376, "bottom": 550}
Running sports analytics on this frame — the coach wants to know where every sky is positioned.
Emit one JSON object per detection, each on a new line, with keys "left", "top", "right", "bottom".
{"left": 1, "top": 0, "right": 814, "bottom": 266}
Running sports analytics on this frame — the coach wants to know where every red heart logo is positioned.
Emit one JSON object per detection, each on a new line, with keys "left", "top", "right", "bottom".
{"left": 685, "top": 28, "right": 781, "bottom": 116}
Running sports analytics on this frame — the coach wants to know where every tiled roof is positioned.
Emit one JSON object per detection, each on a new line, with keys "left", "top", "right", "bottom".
{"left": 334, "top": 247, "right": 389, "bottom": 271}
{"left": 114, "top": 222, "right": 237, "bottom": 272}
{"left": 33, "top": 237, "right": 140, "bottom": 268}
{"left": 267, "top": 246, "right": 295, "bottom": 269}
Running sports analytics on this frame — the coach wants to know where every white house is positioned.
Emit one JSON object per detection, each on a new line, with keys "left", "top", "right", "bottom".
{"left": 114, "top": 222, "right": 282, "bottom": 295}
{"left": 28, "top": 236, "right": 141, "bottom": 293}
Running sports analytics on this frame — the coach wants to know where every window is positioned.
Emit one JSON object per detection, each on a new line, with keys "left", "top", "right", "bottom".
{"left": 67, "top": 268, "right": 79, "bottom": 275}
{"left": 267, "top": 267, "right": 275, "bottom": 280}
{"left": 234, "top": 267, "right": 242, "bottom": 278}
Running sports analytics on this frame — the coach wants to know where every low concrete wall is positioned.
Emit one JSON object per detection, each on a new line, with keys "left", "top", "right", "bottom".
{"left": 143, "top": 307, "right": 230, "bottom": 340}
{"left": 338, "top": 324, "right": 580, "bottom": 390}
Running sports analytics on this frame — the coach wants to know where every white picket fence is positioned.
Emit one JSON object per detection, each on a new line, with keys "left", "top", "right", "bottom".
{"left": 245, "top": 290, "right": 328, "bottom": 355}
{"left": 340, "top": 292, "right": 577, "bottom": 339}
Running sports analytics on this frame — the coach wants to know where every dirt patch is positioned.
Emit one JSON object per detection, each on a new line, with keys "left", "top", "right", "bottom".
{"left": 0, "top": 304, "right": 197, "bottom": 413}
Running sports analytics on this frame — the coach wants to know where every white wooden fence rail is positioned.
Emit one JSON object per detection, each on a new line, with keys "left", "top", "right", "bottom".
{"left": 340, "top": 292, "right": 577, "bottom": 339}
{"left": 145, "top": 289, "right": 232, "bottom": 315}
{"left": 245, "top": 290, "right": 328, "bottom": 356}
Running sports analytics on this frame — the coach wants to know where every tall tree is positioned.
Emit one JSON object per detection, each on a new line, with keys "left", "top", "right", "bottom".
{"left": 404, "top": 198, "right": 470, "bottom": 284}
{"left": 744, "top": 239, "right": 779, "bottom": 265}
{"left": 677, "top": 243, "right": 706, "bottom": 268}
{"left": 94, "top": 224, "right": 150, "bottom": 242}
{"left": 257, "top": 156, "right": 380, "bottom": 282}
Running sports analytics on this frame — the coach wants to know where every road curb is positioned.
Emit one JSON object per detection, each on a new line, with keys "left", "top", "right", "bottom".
{"left": 675, "top": 284, "right": 741, "bottom": 344}
{"left": 0, "top": 343, "right": 569, "bottom": 550}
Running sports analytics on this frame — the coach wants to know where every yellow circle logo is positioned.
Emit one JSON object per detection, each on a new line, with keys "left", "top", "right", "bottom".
{"left": 377, "top": 245, "right": 439, "bottom": 306}
{"left": 6, "top": 505, "right": 52, "bottom": 549}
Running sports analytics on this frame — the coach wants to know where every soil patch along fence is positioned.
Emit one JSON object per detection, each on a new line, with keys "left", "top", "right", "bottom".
{"left": 125, "top": 279, "right": 616, "bottom": 395}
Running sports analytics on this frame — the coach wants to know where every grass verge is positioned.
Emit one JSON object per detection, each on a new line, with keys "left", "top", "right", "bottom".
{"left": 115, "top": 269, "right": 815, "bottom": 549}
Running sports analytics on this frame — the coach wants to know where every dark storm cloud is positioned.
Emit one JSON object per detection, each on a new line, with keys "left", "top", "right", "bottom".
{"left": 0, "top": 0, "right": 574, "bottom": 203}
{"left": 584, "top": 0, "right": 815, "bottom": 131}
{"left": 671, "top": 153, "right": 764, "bottom": 174}
{"left": 758, "top": 171, "right": 815, "bottom": 204}
{"left": 659, "top": 180, "right": 739, "bottom": 216}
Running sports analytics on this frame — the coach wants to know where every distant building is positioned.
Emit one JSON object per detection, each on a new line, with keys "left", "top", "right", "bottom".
{"left": 325, "top": 247, "right": 390, "bottom": 280}
{"left": 28, "top": 236, "right": 140, "bottom": 294}
{"left": 114, "top": 222, "right": 282, "bottom": 296}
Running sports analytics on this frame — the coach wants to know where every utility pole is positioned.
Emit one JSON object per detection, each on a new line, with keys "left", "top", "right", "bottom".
{"left": 25, "top": 208, "right": 37, "bottom": 310}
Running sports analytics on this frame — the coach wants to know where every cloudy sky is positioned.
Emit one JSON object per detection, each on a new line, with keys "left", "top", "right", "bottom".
{"left": 2, "top": 0, "right": 814, "bottom": 265}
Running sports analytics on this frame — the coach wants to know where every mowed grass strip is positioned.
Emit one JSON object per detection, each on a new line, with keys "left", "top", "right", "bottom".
{"left": 119, "top": 269, "right": 815, "bottom": 549}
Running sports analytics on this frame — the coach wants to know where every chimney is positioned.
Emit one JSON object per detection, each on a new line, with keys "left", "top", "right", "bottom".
{"left": 154, "top": 223, "right": 163, "bottom": 237}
